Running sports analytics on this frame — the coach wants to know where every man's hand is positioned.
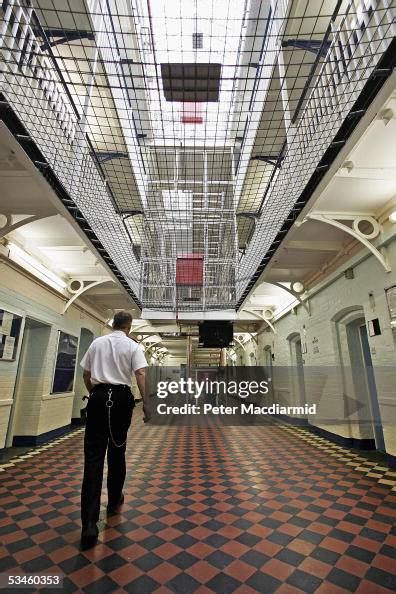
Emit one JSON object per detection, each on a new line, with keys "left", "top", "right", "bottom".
{"left": 135, "top": 367, "right": 150, "bottom": 423}
{"left": 143, "top": 403, "right": 151, "bottom": 423}
{"left": 83, "top": 369, "right": 93, "bottom": 393}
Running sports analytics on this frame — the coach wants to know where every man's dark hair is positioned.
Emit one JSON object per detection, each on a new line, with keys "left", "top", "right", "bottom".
{"left": 113, "top": 311, "right": 133, "bottom": 330}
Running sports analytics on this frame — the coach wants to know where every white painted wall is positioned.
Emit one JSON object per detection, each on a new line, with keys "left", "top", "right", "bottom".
{"left": 236, "top": 236, "right": 396, "bottom": 457}
{"left": 0, "top": 259, "right": 104, "bottom": 448}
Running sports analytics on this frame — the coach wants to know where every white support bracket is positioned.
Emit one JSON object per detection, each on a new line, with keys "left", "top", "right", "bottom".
{"left": 62, "top": 279, "right": 114, "bottom": 314}
{"left": 244, "top": 309, "right": 277, "bottom": 334}
{"left": 0, "top": 214, "right": 49, "bottom": 240}
{"left": 233, "top": 336, "right": 247, "bottom": 350}
{"left": 271, "top": 281, "right": 311, "bottom": 315}
{"left": 306, "top": 212, "right": 391, "bottom": 272}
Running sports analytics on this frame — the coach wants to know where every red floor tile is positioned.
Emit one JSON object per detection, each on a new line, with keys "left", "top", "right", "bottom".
{"left": 0, "top": 414, "right": 394, "bottom": 594}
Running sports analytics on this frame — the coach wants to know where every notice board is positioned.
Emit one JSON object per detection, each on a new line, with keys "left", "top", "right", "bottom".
{"left": 0, "top": 309, "right": 22, "bottom": 361}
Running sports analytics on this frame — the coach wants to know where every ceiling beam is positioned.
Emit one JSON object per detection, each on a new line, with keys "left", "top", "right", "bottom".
{"left": 286, "top": 240, "right": 344, "bottom": 252}
{"left": 270, "top": 264, "right": 318, "bottom": 270}
{"left": 335, "top": 166, "right": 396, "bottom": 180}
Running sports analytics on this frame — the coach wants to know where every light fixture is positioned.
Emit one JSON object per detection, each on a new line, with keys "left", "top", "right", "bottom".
{"left": 388, "top": 211, "right": 396, "bottom": 224}
{"left": 0, "top": 214, "right": 9, "bottom": 229}
{"left": 340, "top": 160, "right": 354, "bottom": 173}
{"left": 379, "top": 108, "right": 394, "bottom": 126}
{"left": 291, "top": 281, "right": 304, "bottom": 293}
{"left": 8, "top": 242, "right": 67, "bottom": 291}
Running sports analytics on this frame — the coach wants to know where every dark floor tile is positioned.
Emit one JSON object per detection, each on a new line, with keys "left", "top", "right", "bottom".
{"left": 172, "top": 534, "right": 198, "bottom": 549}
{"left": 344, "top": 513, "right": 367, "bottom": 526}
{"left": 287, "top": 569, "right": 322, "bottom": 593}
{"left": 233, "top": 518, "right": 252, "bottom": 530}
{"left": 345, "top": 544, "right": 375, "bottom": 563}
{"left": 169, "top": 550, "right": 198, "bottom": 569}
{"left": 59, "top": 553, "right": 90, "bottom": 574}
{"left": 7, "top": 537, "right": 35, "bottom": 553}
{"left": 299, "top": 530, "right": 325, "bottom": 545}
{"left": 267, "top": 531, "right": 293, "bottom": 545}
{"left": 288, "top": 516, "right": 311, "bottom": 528}
{"left": 205, "top": 550, "right": 234, "bottom": 570}
{"left": 145, "top": 520, "right": 167, "bottom": 534}
{"left": 173, "top": 520, "right": 196, "bottom": 532}
{"left": 22, "top": 555, "right": 54, "bottom": 573}
{"left": 365, "top": 567, "right": 396, "bottom": 590}
{"left": 360, "top": 527, "right": 387, "bottom": 542}
{"left": 84, "top": 576, "right": 118, "bottom": 594}
{"left": 206, "top": 572, "right": 241, "bottom": 592}
{"left": 247, "top": 570, "right": 281, "bottom": 593}
{"left": 41, "top": 537, "right": 67, "bottom": 553}
{"left": 106, "top": 535, "right": 134, "bottom": 551}
{"left": 202, "top": 519, "right": 225, "bottom": 531}
{"left": 260, "top": 518, "right": 282, "bottom": 529}
{"left": 235, "top": 532, "right": 261, "bottom": 547}
{"left": 329, "top": 529, "right": 355, "bottom": 543}
{"left": 380, "top": 544, "right": 396, "bottom": 559}
{"left": 139, "top": 535, "right": 166, "bottom": 550}
{"left": 327, "top": 567, "right": 361, "bottom": 592}
{"left": 165, "top": 572, "right": 200, "bottom": 593}
{"left": 311, "top": 546, "right": 341, "bottom": 565}
{"left": 275, "top": 548, "right": 305, "bottom": 567}
{"left": 204, "top": 533, "right": 229, "bottom": 548}
{"left": 0, "top": 556, "right": 18, "bottom": 572}
{"left": 95, "top": 552, "right": 125, "bottom": 573}
{"left": 124, "top": 574, "right": 160, "bottom": 593}
{"left": 241, "top": 550, "right": 270, "bottom": 568}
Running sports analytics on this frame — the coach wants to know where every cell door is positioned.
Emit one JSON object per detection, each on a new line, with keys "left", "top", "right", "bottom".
{"left": 359, "top": 324, "right": 386, "bottom": 452}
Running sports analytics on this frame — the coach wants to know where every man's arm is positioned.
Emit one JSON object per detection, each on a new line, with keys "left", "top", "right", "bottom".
{"left": 83, "top": 369, "right": 93, "bottom": 393}
{"left": 135, "top": 367, "right": 150, "bottom": 421}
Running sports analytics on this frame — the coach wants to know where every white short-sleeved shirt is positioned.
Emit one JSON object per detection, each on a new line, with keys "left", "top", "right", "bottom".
{"left": 80, "top": 331, "right": 147, "bottom": 387}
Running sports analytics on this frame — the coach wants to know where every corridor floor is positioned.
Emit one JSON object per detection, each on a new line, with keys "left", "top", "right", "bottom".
{"left": 0, "top": 409, "right": 395, "bottom": 593}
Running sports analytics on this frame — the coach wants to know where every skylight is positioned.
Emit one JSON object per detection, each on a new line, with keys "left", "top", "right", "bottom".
{"left": 135, "top": 0, "right": 247, "bottom": 145}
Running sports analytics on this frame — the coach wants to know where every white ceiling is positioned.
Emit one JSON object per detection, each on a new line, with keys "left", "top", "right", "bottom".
{"left": 0, "top": 123, "right": 137, "bottom": 315}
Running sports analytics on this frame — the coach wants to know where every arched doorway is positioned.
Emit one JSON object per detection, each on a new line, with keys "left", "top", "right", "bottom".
{"left": 287, "top": 332, "right": 306, "bottom": 407}
{"left": 333, "top": 307, "right": 385, "bottom": 452}
{"left": 263, "top": 345, "right": 274, "bottom": 404}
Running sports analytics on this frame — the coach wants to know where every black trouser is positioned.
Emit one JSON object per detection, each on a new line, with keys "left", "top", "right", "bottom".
{"left": 81, "top": 383, "right": 134, "bottom": 527}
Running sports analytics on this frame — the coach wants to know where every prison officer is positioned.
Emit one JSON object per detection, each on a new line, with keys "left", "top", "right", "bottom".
{"left": 79, "top": 311, "right": 149, "bottom": 549}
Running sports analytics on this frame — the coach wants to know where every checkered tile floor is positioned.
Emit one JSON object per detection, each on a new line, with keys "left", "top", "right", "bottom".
{"left": 0, "top": 408, "right": 395, "bottom": 593}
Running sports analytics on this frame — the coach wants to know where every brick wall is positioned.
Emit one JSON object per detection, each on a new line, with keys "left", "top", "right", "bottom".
{"left": 237, "top": 236, "right": 396, "bottom": 456}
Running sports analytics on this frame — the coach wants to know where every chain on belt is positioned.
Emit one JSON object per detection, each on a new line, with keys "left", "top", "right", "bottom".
{"left": 105, "top": 388, "right": 127, "bottom": 448}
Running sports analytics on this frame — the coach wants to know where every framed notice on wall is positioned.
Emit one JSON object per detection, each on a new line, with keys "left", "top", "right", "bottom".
{"left": 52, "top": 331, "right": 78, "bottom": 393}
{"left": 0, "top": 309, "right": 23, "bottom": 361}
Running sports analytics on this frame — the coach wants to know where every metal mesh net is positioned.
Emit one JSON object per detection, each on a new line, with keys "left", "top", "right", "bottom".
{"left": 0, "top": 0, "right": 394, "bottom": 312}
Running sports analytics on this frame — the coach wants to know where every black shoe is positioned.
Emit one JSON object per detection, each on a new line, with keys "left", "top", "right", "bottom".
{"left": 107, "top": 493, "right": 124, "bottom": 515}
{"left": 80, "top": 522, "right": 98, "bottom": 550}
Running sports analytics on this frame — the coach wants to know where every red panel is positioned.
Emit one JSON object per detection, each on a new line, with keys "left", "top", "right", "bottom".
{"left": 176, "top": 254, "right": 204, "bottom": 286}
{"left": 181, "top": 102, "right": 203, "bottom": 124}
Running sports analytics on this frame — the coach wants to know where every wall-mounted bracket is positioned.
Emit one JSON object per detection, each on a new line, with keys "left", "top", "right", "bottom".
{"left": 233, "top": 336, "right": 247, "bottom": 350}
{"left": 281, "top": 38, "right": 331, "bottom": 58}
{"left": 95, "top": 151, "right": 129, "bottom": 164}
{"left": 0, "top": 214, "right": 49, "bottom": 240}
{"left": 62, "top": 278, "right": 114, "bottom": 314}
{"left": 243, "top": 309, "right": 277, "bottom": 334}
{"left": 257, "top": 281, "right": 310, "bottom": 316}
{"left": 306, "top": 212, "right": 390, "bottom": 272}
{"left": 34, "top": 28, "right": 95, "bottom": 50}
{"left": 250, "top": 154, "right": 284, "bottom": 168}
